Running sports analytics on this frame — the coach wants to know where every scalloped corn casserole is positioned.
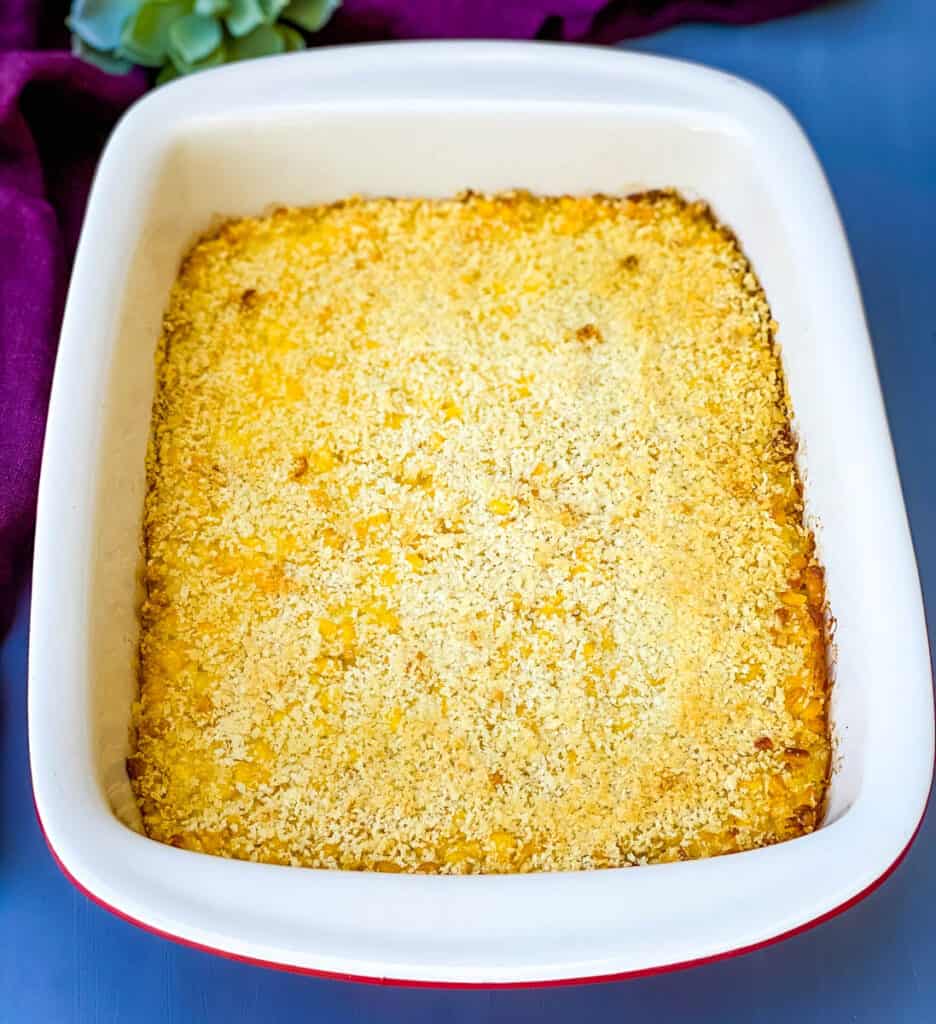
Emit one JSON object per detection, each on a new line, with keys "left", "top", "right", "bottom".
{"left": 130, "top": 190, "right": 831, "bottom": 873}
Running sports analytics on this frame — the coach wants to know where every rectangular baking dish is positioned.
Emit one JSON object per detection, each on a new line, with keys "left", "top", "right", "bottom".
{"left": 29, "top": 42, "right": 933, "bottom": 986}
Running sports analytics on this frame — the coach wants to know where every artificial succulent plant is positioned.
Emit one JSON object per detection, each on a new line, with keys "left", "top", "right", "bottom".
{"left": 68, "top": 0, "right": 341, "bottom": 81}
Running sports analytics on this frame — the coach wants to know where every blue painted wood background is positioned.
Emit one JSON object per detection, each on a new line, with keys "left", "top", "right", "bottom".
{"left": 2, "top": 1, "right": 934, "bottom": 1019}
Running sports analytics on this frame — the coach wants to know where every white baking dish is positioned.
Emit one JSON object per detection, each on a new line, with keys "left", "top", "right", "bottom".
{"left": 29, "top": 42, "right": 933, "bottom": 986}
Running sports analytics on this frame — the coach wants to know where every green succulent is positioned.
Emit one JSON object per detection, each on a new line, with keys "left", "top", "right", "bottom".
{"left": 68, "top": 0, "right": 341, "bottom": 81}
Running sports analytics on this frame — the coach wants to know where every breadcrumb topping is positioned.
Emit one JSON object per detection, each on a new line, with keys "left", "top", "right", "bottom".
{"left": 131, "top": 190, "right": 831, "bottom": 873}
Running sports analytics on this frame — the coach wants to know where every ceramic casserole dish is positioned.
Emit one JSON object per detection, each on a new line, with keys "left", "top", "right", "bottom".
{"left": 29, "top": 42, "right": 934, "bottom": 986}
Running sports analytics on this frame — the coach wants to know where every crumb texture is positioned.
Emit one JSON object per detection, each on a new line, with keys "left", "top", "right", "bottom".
{"left": 132, "top": 190, "right": 830, "bottom": 873}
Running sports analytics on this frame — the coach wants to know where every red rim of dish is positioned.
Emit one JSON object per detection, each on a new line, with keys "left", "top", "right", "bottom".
{"left": 34, "top": 789, "right": 930, "bottom": 989}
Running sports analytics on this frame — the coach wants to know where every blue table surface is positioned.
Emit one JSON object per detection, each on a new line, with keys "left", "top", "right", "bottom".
{"left": 3, "top": 2, "right": 934, "bottom": 1020}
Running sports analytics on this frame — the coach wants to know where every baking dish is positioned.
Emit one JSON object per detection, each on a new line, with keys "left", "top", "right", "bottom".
{"left": 29, "top": 42, "right": 933, "bottom": 986}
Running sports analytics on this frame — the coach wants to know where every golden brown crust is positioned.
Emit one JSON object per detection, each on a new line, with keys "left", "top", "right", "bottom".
{"left": 131, "top": 190, "right": 831, "bottom": 872}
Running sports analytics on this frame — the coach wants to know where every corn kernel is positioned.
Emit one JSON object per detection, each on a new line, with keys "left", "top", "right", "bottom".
{"left": 284, "top": 378, "right": 305, "bottom": 402}
{"left": 309, "top": 449, "right": 336, "bottom": 474}
{"left": 321, "top": 528, "right": 343, "bottom": 550}
{"left": 490, "top": 830, "right": 516, "bottom": 856}
{"left": 250, "top": 738, "right": 274, "bottom": 761}
{"left": 442, "top": 839, "right": 482, "bottom": 865}
{"left": 366, "top": 602, "right": 401, "bottom": 632}
{"left": 515, "top": 840, "right": 538, "bottom": 867}
{"left": 214, "top": 553, "right": 240, "bottom": 576}
{"left": 354, "top": 511, "right": 390, "bottom": 542}
{"left": 487, "top": 497, "right": 513, "bottom": 516}
{"left": 233, "top": 762, "right": 259, "bottom": 784}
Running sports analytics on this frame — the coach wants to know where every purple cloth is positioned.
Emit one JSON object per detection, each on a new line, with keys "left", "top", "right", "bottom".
{"left": 0, "top": 0, "right": 822, "bottom": 635}
{"left": 322, "top": 1, "right": 823, "bottom": 42}
{"left": 0, "top": 1, "right": 145, "bottom": 634}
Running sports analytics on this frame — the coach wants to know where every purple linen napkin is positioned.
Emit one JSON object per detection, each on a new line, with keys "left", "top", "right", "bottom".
{"left": 0, "top": 3, "right": 144, "bottom": 634}
{"left": 321, "top": 1, "right": 823, "bottom": 42}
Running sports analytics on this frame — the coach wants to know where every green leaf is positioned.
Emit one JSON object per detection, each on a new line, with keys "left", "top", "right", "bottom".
{"left": 281, "top": 0, "right": 339, "bottom": 32}
{"left": 195, "top": 0, "right": 229, "bottom": 13}
{"left": 275, "top": 23, "right": 305, "bottom": 51}
{"left": 67, "top": 0, "right": 139, "bottom": 52}
{"left": 119, "top": 0, "right": 192, "bottom": 67}
{"left": 169, "top": 38, "right": 228, "bottom": 73}
{"left": 259, "top": 0, "right": 289, "bottom": 21}
{"left": 224, "top": 0, "right": 265, "bottom": 37}
{"left": 226, "top": 22, "right": 284, "bottom": 60}
{"left": 168, "top": 12, "right": 222, "bottom": 65}
{"left": 70, "top": 32, "right": 136, "bottom": 74}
